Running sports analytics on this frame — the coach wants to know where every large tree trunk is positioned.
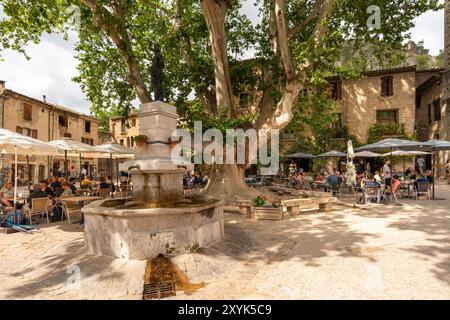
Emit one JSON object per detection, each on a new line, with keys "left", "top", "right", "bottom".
{"left": 200, "top": 0, "right": 235, "bottom": 117}
{"left": 203, "top": 164, "right": 261, "bottom": 203}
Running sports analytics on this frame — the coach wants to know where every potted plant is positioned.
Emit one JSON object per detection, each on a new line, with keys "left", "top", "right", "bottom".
{"left": 252, "top": 195, "right": 283, "bottom": 221}
{"left": 133, "top": 135, "right": 148, "bottom": 147}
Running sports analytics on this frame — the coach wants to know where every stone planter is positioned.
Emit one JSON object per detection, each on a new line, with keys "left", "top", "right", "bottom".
{"left": 252, "top": 207, "right": 283, "bottom": 221}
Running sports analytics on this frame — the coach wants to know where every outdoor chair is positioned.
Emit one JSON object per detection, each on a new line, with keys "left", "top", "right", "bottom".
{"left": 98, "top": 187, "right": 111, "bottom": 198}
{"left": 363, "top": 186, "right": 380, "bottom": 204}
{"left": 414, "top": 182, "right": 431, "bottom": 201}
{"left": 25, "top": 198, "right": 50, "bottom": 224}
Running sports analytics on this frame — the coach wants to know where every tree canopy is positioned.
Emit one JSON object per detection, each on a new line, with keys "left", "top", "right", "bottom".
{"left": 0, "top": 0, "right": 443, "bottom": 136}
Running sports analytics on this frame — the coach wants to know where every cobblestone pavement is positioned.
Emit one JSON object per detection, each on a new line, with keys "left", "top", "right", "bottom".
{"left": 1, "top": 183, "right": 450, "bottom": 299}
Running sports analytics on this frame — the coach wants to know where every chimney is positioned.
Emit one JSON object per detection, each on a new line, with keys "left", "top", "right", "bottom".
{"left": 0, "top": 80, "right": 5, "bottom": 90}
{"left": 446, "top": 0, "right": 450, "bottom": 69}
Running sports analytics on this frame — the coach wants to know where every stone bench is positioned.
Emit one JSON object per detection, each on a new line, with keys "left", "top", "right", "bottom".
{"left": 281, "top": 197, "right": 337, "bottom": 216}
{"left": 236, "top": 200, "right": 253, "bottom": 215}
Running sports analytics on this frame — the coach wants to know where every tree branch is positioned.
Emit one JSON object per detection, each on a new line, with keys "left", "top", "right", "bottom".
{"left": 79, "top": 0, "right": 152, "bottom": 103}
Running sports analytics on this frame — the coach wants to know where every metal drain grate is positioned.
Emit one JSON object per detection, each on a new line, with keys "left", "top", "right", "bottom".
{"left": 143, "top": 280, "right": 176, "bottom": 300}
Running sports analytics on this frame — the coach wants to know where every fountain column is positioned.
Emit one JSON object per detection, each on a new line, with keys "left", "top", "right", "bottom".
{"left": 120, "top": 101, "right": 187, "bottom": 204}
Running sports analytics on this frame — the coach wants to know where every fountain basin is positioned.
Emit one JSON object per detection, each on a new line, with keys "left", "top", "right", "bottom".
{"left": 82, "top": 197, "right": 224, "bottom": 260}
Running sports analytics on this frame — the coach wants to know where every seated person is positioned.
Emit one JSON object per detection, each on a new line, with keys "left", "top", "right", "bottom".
{"left": 50, "top": 176, "right": 62, "bottom": 190}
{"left": 315, "top": 173, "right": 325, "bottom": 182}
{"left": 302, "top": 172, "right": 313, "bottom": 182}
{"left": 364, "top": 175, "right": 381, "bottom": 188}
{"left": 0, "top": 181, "right": 15, "bottom": 198}
{"left": 425, "top": 170, "right": 434, "bottom": 184}
{"left": 80, "top": 177, "right": 91, "bottom": 188}
{"left": 60, "top": 182, "right": 74, "bottom": 197}
{"left": 39, "top": 180, "right": 56, "bottom": 198}
{"left": 68, "top": 177, "right": 78, "bottom": 194}
{"left": 326, "top": 172, "right": 339, "bottom": 186}
{"left": 373, "top": 171, "right": 382, "bottom": 184}
{"left": 94, "top": 177, "right": 111, "bottom": 195}
{"left": 386, "top": 175, "right": 401, "bottom": 195}
{"left": 414, "top": 174, "right": 429, "bottom": 190}
{"left": 27, "top": 183, "right": 53, "bottom": 213}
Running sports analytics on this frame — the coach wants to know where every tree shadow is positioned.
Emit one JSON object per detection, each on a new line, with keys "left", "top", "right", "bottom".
{"left": 203, "top": 209, "right": 380, "bottom": 267}
{"left": 1, "top": 228, "right": 143, "bottom": 299}
{"left": 386, "top": 184, "right": 450, "bottom": 285}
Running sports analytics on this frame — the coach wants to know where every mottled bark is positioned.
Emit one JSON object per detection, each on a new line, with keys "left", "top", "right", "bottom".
{"left": 200, "top": 0, "right": 235, "bottom": 117}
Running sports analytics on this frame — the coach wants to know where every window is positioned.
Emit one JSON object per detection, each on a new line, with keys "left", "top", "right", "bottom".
{"left": 85, "top": 121, "right": 91, "bottom": 133}
{"left": 131, "top": 118, "right": 136, "bottom": 127}
{"left": 376, "top": 110, "right": 397, "bottom": 125}
{"left": 131, "top": 137, "right": 134, "bottom": 147}
{"left": 120, "top": 139, "right": 124, "bottom": 146}
{"left": 331, "top": 80, "right": 342, "bottom": 100}
{"left": 428, "top": 104, "right": 432, "bottom": 124}
{"left": 64, "top": 133, "right": 72, "bottom": 138}
{"left": 23, "top": 103, "right": 32, "bottom": 121}
{"left": 112, "top": 123, "right": 116, "bottom": 135}
{"left": 59, "top": 115, "right": 68, "bottom": 128}
{"left": 121, "top": 119, "right": 126, "bottom": 133}
{"left": 434, "top": 98, "right": 441, "bottom": 121}
{"left": 16, "top": 126, "right": 36, "bottom": 138}
{"left": 381, "top": 75, "right": 394, "bottom": 97}
{"left": 127, "top": 137, "right": 131, "bottom": 148}
{"left": 81, "top": 138, "right": 94, "bottom": 146}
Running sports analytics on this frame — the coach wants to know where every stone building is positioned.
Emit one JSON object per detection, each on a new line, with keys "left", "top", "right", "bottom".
{"left": 415, "top": 1, "right": 450, "bottom": 176}
{"left": 0, "top": 81, "right": 101, "bottom": 185}
{"left": 109, "top": 107, "right": 139, "bottom": 148}
{"left": 330, "top": 66, "right": 442, "bottom": 144}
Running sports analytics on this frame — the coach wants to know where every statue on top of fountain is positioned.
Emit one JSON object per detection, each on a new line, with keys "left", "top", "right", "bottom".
{"left": 151, "top": 43, "right": 165, "bottom": 101}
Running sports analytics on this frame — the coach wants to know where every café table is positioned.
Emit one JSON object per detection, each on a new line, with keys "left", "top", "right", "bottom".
{"left": 58, "top": 196, "right": 102, "bottom": 224}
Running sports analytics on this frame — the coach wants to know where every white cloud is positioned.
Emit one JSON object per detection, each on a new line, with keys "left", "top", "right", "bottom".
{"left": 410, "top": 9, "right": 444, "bottom": 56}
{"left": 0, "top": 32, "right": 91, "bottom": 115}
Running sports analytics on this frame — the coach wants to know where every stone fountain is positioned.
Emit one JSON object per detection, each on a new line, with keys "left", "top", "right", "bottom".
{"left": 82, "top": 101, "right": 224, "bottom": 260}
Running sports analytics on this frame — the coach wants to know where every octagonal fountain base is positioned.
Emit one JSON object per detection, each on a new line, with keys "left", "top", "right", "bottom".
{"left": 82, "top": 197, "right": 224, "bottom": 260}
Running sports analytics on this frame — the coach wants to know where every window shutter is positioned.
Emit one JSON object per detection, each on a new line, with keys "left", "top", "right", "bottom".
{"left": 16, "top": 126, "right": 22, "bottom": 134}
{"left": 428, "top": 104, "right": 432, "bottom": 124}
{"left": 23, "top": 103, "right": 32, "bottom": 121}
{"left": 387, "top": 76, "right": 394, "bottom": 96}
{"left": 32, "top": 130, "right": 38, "bottom": 139}
{"left": 381, "top": 77, "right": 387, "bottom": 96}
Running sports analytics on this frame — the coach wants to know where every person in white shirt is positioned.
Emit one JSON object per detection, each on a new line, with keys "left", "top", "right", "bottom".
{"left": 374, "top": 171, "right": 382, "bottom": 183}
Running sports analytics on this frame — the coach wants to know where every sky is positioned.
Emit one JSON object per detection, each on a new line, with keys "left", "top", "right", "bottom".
{"left": 0, "top": 1, "right": 446, "bottom": 115}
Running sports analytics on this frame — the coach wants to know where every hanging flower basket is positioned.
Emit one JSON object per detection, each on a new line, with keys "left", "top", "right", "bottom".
{"left": 133, "top": 135, "right": 148, "bottom": 147}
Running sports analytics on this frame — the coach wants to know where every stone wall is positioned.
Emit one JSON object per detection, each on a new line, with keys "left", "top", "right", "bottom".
{"left": 336, "top": 70, "right": 416, "bottom": 143}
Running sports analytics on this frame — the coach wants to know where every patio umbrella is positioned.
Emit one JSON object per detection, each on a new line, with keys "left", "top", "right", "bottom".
{"left": 412, "top": 140, "right": 450, "bottom": 200}
{"left": 91, "top": 143, "right": 134, "bottom": 187}
{"left": 0, "top": 128, "right": 62, "bottom": 221}
{"left": 283, "top": 152, "right": 315, "bottom": 159}
{"left": 47, "top": 138, "right": 105, "bottom": 179}
{"left": 316, "top": 150, "right": 347, "bottom": 158}
{"left": 355, "top": 139, "right": 434, "bottom": 190}
{"left": 355, "top": 138, "right": 433, "bottom": 152}
{"left": 354, "top": 151, "right": 381, "bottom": 158}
